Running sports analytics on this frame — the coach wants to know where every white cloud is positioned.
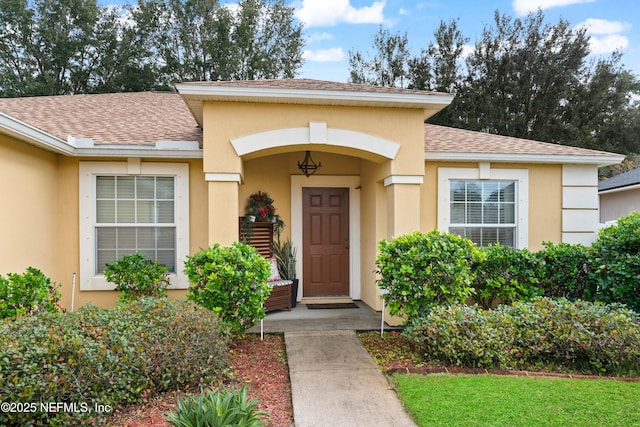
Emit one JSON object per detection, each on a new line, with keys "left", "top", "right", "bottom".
{"left": 575, "top": 18, "right": 631, "bottom": 54}
{"left": 577, "top": 18, "right": 631, "bottom": 35}
{"left": 461, "top": 44, "right": 475, "bottom": 59}
{"left": 399, "top": 8, "right": 409, "bottom": 15}
{"left": 512, "top": 0, "right": 595, "bottom": 16}
{"left": 588, "top": 34, "right": 629, "bottom": 54}
{"left": 303, "top": 48, "right": 346, "bottom": 62}
{"left": 295, "top": 0, "right": 386, "bottom": 28}
{"left": 307, "top": 32, "right": 335, "bottom": 44}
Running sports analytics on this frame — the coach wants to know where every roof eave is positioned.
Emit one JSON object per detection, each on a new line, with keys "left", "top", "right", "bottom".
{"left": 0, "top": 111, "right": 74, "bottom": 155}
{"left": 175, "top": 82, "right": 454, "bottom": 126}
{"left": 425, "top": 151, "right": 625, "bottom": 167}
{"left": 0, "top": 112, "right": 203, "bottom": 159}
{"left": 599, "top": 182, "right": 640, "bottom": 194}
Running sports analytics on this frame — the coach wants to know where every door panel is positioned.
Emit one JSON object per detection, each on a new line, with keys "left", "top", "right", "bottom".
{"left": 303, "top": 187, "right": 350, "bottom": 297}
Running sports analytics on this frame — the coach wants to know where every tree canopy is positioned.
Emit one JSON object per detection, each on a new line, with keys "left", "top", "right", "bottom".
{"left": 348, "top": 10, "right": 640, "bottom": 167}
{"left": 0, "top": 0, "right": 305, "bottom": 97}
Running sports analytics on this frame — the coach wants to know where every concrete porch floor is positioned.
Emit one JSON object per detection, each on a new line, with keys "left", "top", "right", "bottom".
{"left": 247, "top": 300, "right": 402, "bottom": 334}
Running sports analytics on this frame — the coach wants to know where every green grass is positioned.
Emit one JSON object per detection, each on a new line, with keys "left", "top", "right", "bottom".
{"left": 395, "top": 374, "right": 640, "bottom": 427}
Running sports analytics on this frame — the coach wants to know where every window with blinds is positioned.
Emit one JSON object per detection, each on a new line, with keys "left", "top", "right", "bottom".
{"left": 95, "top": 176, "right": 176, "bottom": 273}
{"left": 449, "top": 180, "right": 516, "bottom": 247}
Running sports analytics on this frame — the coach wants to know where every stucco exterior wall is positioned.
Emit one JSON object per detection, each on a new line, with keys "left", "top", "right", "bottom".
{"left": 600, "top": 188, "right": 640, "bottom": 222}
{"left": 0, "top": 135, "right": 60, "bottom": 282}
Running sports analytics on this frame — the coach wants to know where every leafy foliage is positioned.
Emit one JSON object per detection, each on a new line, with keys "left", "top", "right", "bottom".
{"left": 471, "top": 244, "right": 542, "bottom": 309}
{"left": 589, "top": 212, "right": 640, "bottom": 311}
{"left": 537, "top": 241, "right": 592, "bottom": 300}
{"left": 272, "top": 237, "right": 297, "bottom": 281}
{"left": 104, "top": 252, "right": 170, "bottom": 302}
{"left": 376, "top": 231, "right": 478, "bottom": 320}
{"left": 348, "top": 10, "right": 640, "bottom": 159}
{"left": 405, "top": 298, "right": 640, "bottom": 376}
{"left": 185, "top": 242, "right": 271, "bottom": 334}
{"left": 0, "top": 297, "right": 230, "bottom": 426}
{"left": 0, "top": 0, "right": 305, "bottom": 96}
{"left": 0, "top": 267, "right": 60, "bottom": 319}
{"left": 165, "top": 387, "right": 267, "bottom": 427}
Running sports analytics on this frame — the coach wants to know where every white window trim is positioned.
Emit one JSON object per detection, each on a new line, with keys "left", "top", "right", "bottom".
{"left": 79, "top": 162, "right": 190, "bottom": 290}
{"left": 438, "top": 167, "right": 529, "bottom": 249}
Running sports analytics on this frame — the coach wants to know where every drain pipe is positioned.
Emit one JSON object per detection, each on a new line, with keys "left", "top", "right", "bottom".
{"left": 71, "top": 272, "right": 76, "bottom": 311}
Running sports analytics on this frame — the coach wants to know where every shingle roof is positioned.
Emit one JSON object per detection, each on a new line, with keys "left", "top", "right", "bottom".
{"left": 424, "top": 124, "right": 620, "bottom": 158}
{"left": 0, "top": 92, "right": 201, "bottom": 146}
{"left": 599, "top": 167, "right": 640, "bottom": 191}
{"left": 0, "top": 90, "right": 624, "bottom": 165}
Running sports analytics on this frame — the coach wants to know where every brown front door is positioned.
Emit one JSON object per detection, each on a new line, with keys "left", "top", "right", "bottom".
{"left": 302, "top": 187, "right": 350, "bottom": 297}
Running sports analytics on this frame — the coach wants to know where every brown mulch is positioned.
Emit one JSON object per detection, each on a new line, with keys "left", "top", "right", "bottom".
{"left": 106, "top": 329, "right": 639, "bottom": 426}
{"left": 107, "top": 334, "right": 293, "bottom": 427}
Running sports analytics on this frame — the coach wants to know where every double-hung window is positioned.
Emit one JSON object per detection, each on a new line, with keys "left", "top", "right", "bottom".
{"left": 438, "top": 167, "right": 528, "bottom": 249}
{"left": 80, "top": 162, "right": 189, "bottom": 290}
{"left": 449, "top": 180, "right": 516, "bottom": 247}
{"left": 95, "top": 176, "right": 176, "bottom": 273}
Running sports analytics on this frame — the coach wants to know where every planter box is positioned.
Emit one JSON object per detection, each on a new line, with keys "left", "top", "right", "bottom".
{"left": 265, "top": 280, "right": 292, "bottom": 312}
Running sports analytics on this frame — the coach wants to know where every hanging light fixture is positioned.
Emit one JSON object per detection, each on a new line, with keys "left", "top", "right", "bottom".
{"left": 297, "top": 151, "right": 321, "bottom": 177}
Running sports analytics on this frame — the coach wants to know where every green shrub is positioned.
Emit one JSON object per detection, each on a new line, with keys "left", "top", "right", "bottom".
{"left": 537, "top": 241, "right": 592, "bottom": 300}
{"left": 471, "top": 244, "right": 542, "bottom": 309}
{"left": 589, "top": 213, "right": 640, "bottom": 311}
{"left": 0, "top": 267, "right": 61, "bottom": 319}
{"left": 104, "top": 252, "right": 170, "bottom": 302}
{"left": 0, "top": 298, "right": 230, "bottom": 426}
{"left": 404, "top": 298, "right": 640, "bottom": 376}
{"left": 165, "top": 387, "right": 267, "bottom": 427}
{"left": 376, "top": 231, "right": 479, "bottom": 320}
{"left": 184, "top": 242, "right": 271, "bottom": 335}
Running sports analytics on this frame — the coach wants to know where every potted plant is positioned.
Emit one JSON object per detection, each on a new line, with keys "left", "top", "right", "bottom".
{"left": 273, "top": 237, "right": 298, "bottom": 307}
{"left": 246, "top": 191, "right": 276, "bottom": 222}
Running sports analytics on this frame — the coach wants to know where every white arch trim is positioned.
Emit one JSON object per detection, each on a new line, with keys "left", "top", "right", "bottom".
{"left": 230, "top": 122, "right": 400, "bottom": 159}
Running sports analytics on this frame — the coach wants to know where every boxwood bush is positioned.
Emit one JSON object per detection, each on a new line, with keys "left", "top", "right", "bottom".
{"left": 0, "top": 267, "right": 61, "bottom": 319}
{"left": 536, "top": 241, "right": 592, "bottom": 300}
{"left": 471, "top": 244, "right": 542, "bottom": 309}
{"left": 589, "top": 212, "right": 640, "bottom": 311}
{"left": 405, "top": 297, "right": 640, "bottom": 376}
{"left": 376, "top": 231, "right": 479, "bottom": 319}
{"left": 184, "top": 242, "right": 271, "bottom": 335}
{"left": 0, "top": 297, "right": 230, "bottom": 426}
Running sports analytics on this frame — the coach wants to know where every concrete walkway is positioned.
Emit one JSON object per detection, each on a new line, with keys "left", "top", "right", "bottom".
{"left": 285, "top": 330, "right": 417, "bottom": 427}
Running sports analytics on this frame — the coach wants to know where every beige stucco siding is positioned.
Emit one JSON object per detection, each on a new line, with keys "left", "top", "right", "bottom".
{"left": 0, "top": 140, "right": 207, "bottom": 310}
{"left": 0, "top": 135, "right": 61, "bottom": 283}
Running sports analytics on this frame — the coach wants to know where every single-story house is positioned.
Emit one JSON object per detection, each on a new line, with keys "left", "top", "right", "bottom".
{"left": 0, "top": 79, "right": 624, "bottom": 312}
{"left": 599, "top": 168, "right": 640, "bottom": 223}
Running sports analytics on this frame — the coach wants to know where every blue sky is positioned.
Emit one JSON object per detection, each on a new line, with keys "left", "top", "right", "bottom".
{"left": 295, "top": 0, "right": 640, "bottom": 82}
{"left": 102, "top": 0, "right": 639, "bottom": 82}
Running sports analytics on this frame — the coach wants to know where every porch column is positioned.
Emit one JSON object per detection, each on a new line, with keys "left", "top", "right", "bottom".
{"left": 384, "top": 175, "right": 423, "bottom": 238}
{"left": 205, "top": 173, "right": 241, "bottom": 246}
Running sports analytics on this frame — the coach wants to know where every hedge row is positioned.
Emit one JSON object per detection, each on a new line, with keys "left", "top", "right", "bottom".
{"left": 0, "top": 297, "right": 230, "bottom": 426}
{"left": 377, "top": 212, "right": 640, "bottom": 315}
{"left": 405, "top": 297, "right": 640, "bottom": 376}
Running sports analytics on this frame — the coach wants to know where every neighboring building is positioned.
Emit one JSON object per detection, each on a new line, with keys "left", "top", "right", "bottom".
{"left": 0, "top": 79, "right": 624, "bottom": 311}
{"left": 599, "top": 168, "right": 640, "bottom": 223}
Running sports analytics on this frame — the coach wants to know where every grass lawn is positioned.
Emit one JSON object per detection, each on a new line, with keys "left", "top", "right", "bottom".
{"left": 395, "top": 374, "right": 640, "bottom": 427}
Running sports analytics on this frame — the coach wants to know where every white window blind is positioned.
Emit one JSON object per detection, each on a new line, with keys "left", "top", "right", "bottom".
{"left": 95, "top": 176, "right": 176, "bottom": 273}
{"left": 449, "top": 180, "right": 516, "bottom": 247}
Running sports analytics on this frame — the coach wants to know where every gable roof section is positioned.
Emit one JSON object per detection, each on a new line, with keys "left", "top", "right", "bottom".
{"left": 175, "top": 78, "right": 454, "bottom": 126}
{"left": 424, "top": 124, "right": 624, "bottom": 166}
{"left": 0, "top": 92, "right": 202, "bottom": 157}
{"left": 599, "top": 167, "right": 640, "bottom": 192}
